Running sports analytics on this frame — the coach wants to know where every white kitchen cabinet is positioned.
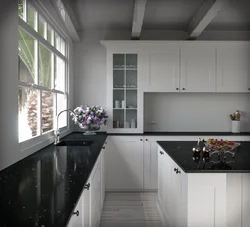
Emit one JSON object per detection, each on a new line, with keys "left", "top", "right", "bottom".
{"left": 67, "top": 148, "right": 104, "bottom": 227}
{"left": 105, "top": 136, "right": 144, "bottom": 190}
{"left": 143, "top": 137, "right": 158, "bottom": 190}
{"left": 67, "top": 196, "right": 84, "bottom": 227}
{"left": 217, "top": 42, "right": 250, "bottom": 93}
{"left": 143, "top": 43, "right": 180, "bottom": 92}
{"left": 101, "top": 141, "right": 106, "bottom": 209}
{"left": 180, "top": 42, "right": 216, "bottom": 92}
{"left": 90, "top": 154, "right": 102, "bottom": 227}
{"left": 158, "top": 145, "right": 227, "bottom": 227}
{"left": 158, "top": 147, "right": 186, "bottom": 227}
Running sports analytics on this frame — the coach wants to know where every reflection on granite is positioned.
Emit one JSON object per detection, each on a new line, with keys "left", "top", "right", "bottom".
{"left": 0, "top": 134, "right": 107, "bottom": 227}
{"left": 157, "top": 141, "right": 250, "bottom": 173}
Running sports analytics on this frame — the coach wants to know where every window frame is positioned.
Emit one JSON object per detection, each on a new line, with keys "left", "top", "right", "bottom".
{"left": 18, "top": 0, "right": 70, "bottom": 149}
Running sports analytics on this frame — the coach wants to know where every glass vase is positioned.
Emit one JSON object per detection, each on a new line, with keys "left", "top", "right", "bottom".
{"left": 79, "top": 124, "right": 100, "bottom": 135}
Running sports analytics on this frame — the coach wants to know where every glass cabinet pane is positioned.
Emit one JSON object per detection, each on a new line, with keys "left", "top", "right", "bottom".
{"left": 126, "top": 54, "right": 137, "bottom": 68}
{"left": 126, "top": 90, "right": 137, "bottom": 109}
{"left": 113, "top": 70, "right": 124, "bottom": 88}
{"left": 113, "top": 90, "right": 124, "bottom": 109}
{"left": 113, "top": 110, "right": 124, "bottom": 128}
{"left": 126, "top": 70, "right": 137, "bottom": 88}
{"left": 113, "top": 54, "right": 125, "bottom": 69}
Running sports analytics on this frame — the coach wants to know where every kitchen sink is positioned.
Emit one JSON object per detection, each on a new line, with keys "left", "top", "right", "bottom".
{"left": 56, "top": 140, "right": 94, "bottom": 146}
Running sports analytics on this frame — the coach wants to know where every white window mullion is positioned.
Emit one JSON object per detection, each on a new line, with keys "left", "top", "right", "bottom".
{"left": 23, "top": 0, "right": 27, "bottom": 22}
{"left": 51, "top": 53, "right": 55, "bottom": 89}
{"left": 34, "top": 39, "right": 39, "bottom": 85}
{"left": 44, "top": 22, "right": 48, "bottom": 40}
{"left": 37, "top": 90, "right": 41, "bottom": 136}
{"left": 54, "top": 92, "right": 57, "bottom": 130}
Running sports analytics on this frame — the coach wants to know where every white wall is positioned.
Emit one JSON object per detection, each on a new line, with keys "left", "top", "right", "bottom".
{"left": 0, "top": 0, "right": 74, "bottom": 171}
{"left": 144, "top": 93, "right": 250, "bottom": 132}
{"left": 0, "top": 0, "right": 20, "bottom": 171}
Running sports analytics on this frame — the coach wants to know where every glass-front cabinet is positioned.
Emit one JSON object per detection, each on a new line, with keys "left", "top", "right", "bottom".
{"left": 102, "top": 41, "right": 143, "bottom": 133}
{"left": 113, "top": 54, "right": 138, "bottom": 129}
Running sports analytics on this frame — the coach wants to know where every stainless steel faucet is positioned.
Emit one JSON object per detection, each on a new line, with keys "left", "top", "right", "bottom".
{"left": 54, "top": 109, "right": 76, "bottom": 145}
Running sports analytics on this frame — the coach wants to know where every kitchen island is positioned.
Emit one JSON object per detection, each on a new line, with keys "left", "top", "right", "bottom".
{"left": 157, "top": 141, "right": 250, "bottom": 227}
{"left": 0, "top": 134, "right": 107, "bottom": 227}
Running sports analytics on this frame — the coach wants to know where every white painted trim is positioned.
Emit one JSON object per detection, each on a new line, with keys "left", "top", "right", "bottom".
{"left": 131, "top": 0, "right": 147, "bottom": 39}
{"left": 187, "top": 0, "right": 223, "bottom": 39}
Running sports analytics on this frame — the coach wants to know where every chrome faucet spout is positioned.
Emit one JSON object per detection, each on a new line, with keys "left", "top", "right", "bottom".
{"left": 54, "top": 109, "right": 76, "bottom": 145}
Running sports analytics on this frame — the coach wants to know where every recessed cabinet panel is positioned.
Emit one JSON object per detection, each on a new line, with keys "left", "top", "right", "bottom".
{"left": 217, "top": 43, "right": 250, "bottom": 92}
{"left": 148, "top": 51, "right": 179, "bottom": 92}
{"left": 180, "top": 43, "right": 216, "bottom": 92}
{"left": 105, "top": 137, "right": 144, "bottom": 190}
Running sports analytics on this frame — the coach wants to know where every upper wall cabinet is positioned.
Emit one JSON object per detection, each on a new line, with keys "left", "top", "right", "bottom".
{"left": 180, "top": 43, "right": 216, "bottom": 92}
{"left": 142, "top": 43, "right": 180, "bottom": 92}
{"left": 217, "top": 42, "right": 250, "bottom": 93}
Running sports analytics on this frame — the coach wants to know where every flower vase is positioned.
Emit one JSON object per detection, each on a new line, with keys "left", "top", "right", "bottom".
{"left": 79, "top": 124, "right": 100, "bottom": 135}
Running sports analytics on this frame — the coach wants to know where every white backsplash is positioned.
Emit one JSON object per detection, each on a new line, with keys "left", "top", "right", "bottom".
{"left": 144, "top": 93, "right": 250, "bottom": 132}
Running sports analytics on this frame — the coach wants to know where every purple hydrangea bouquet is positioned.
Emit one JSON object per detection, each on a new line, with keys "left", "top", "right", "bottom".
{"left": 71, "top": 105, "right": 108, "bottom": 135}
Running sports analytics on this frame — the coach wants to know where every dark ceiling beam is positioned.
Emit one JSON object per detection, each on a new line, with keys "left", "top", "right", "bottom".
{"left": 131, "top": 0, "right": 147, "bottom": 39}
{"left": 187, "top": 0, "right": 225, "bottom": 39}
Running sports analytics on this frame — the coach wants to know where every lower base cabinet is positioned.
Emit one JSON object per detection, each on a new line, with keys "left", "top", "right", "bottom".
{"left": 157, "top": 146, "right": 250, "bottom": 227}
{"left": 105, "top": 136, "right": 144, "bottom": 190}
{"left": 67, "top": 144, "right": 106, "bottom": 227}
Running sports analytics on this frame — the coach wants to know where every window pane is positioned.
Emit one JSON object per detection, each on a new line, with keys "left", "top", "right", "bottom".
{"left": 18, "top": 28, "right": 36, "bottom": 83}
{"left": 18, "top": 87, "right": 39, "bottom": 142}
{"left": 42, "top": 91, "right": 54, "bottom": 133}
{"left": 57, "top": 94, "right": 67, "bottom": 128}
{"left": 18, "top": 0, "right": 24, "bottom": 19}
{"left": 27, "top": 4, "right": 37, "bottom": 31}
{"left": 55, "top": 33, "right": 65, "bottom": 55}
{"left": 55, "top": 56, "right": 65, "bottom": 91}
{"left": 39, "top": 16, "right": 46, "bottom": 39}
{"left": 47, "top": 25, "right": 54, "bottom": 46}
{"left": 39, "top": 43, "right": 52, "bottom": 88}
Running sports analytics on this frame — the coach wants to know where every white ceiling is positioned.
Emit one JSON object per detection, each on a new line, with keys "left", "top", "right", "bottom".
{"left": 143, "top": 0, "right": 205, "bottom": 30}
{"left": 71, "top": 0, "right": 250, "bottom": 32}
{"left": 206, "top": 0, "right": 250, "bottom": 30}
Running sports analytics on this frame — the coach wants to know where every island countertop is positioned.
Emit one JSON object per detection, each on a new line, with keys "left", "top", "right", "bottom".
{"left": 0, "top": 133, "right": 107, "bottom": 227}
{"left": 157, "top": 141, "right": 250, "bottom": 173}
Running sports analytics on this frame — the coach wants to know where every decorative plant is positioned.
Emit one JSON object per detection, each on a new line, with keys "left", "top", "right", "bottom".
{"left": 71, "top": 105, "right": 108, "bottom": 128}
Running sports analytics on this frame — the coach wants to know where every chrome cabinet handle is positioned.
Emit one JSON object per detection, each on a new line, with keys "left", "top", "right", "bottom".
{"left": 160, "top": 151, "right": 164, "bottom": 155}
{"left": 174, "top": 168, "right": 181, "bottom": 174}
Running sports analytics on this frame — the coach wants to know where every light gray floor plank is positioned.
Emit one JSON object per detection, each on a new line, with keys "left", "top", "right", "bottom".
{"left": 100, "top": 192, "right": 162, "bottom": 227}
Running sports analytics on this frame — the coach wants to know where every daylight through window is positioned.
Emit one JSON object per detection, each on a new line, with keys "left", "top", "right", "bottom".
{"left": 18, "top": 0, "right": 67, "bottom": 142}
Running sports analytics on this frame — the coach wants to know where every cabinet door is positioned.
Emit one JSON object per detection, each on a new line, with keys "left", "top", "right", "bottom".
{"left": 180, "top": 43, "right": 216, "bottom": 92}
{"left": 90, "top": 157, "right": 101, "bottom": 227}
{"left": 101, "top": 144, "right": 106, "bottom": 209}
{"left": 144, "top": 44, "right": 180, "bottom": 92}
{"left": 217, "top": 42, "right": 250, "bottom": 92}
{"left": 82, "top": 187, "right": 91, "bottom": 227}
{"left": 144, "top": 138, "right": 158, "bottom": 190}
{"left": 105, "top": 136, "right": 144, "bottom": 190}
{"left": 242, "top": 173, "right": 250, "bottom": 227}
{"left": 158, "top": 148, "right": 165, "bottom": 205}
{"left": 170, "top": 164, "right": 183, "bottom": 227}
{"left": 67, "top": 196, "right": 83, "bottom": 227}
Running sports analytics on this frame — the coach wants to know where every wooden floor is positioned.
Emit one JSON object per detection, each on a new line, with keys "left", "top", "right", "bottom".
{"left": 100, "top": 192, "right": 162, "bottom": 227}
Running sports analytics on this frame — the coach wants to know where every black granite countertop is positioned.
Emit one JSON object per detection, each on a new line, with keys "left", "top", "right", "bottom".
{"left": 107, "top": 131, "right": 250, "bottom": 136}
{"left": 157, "top": 141, "right": 250, "bottom": 173}
{"left": 0, "top": 133, "right": 107, "bottom": 227}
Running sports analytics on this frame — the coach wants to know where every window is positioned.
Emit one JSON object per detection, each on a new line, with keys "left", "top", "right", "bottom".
{"left": 18, "top": 0, "right": 67, "bottom": 142}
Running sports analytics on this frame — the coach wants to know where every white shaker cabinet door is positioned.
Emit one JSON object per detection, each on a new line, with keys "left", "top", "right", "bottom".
{"left": 90, "top": 157, "right": 101, "bottom": 227}
{"left": 105, "top": 136, "right": 144, "bottom": 190}
{"left": 143, "top": 138, "right": 158, "bottom": 190}
{"left": 217, "top": 42, "right": 250, "bottom": 93}
{"left": 67, "top": 196, "right": 83, "bottom": 227}
{"left": 180, "top": 42, "right": 216, "bottom": 92}
{"left": 143, "top": 43, "right": 180, "bottom": 92}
